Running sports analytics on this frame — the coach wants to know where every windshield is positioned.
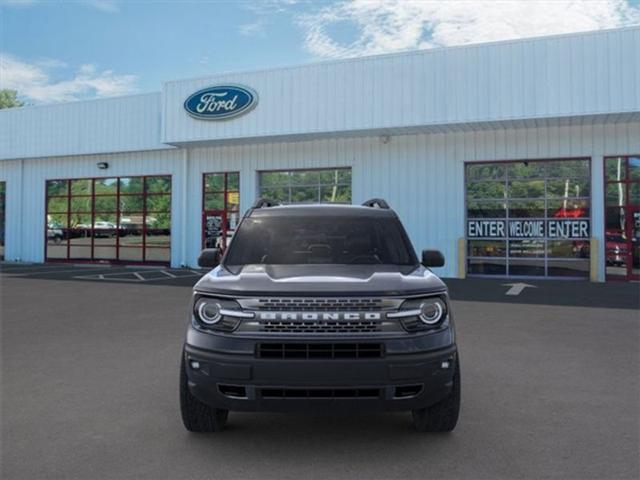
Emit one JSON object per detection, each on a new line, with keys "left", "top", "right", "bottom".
{"left": 224, "top": 215, "right": 418, "bottom": 267}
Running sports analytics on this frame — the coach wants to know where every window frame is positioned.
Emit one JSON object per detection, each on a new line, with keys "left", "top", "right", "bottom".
{"left": 44, "top": 174, "right": 171, "bottom": 265}
{"left": 0, "top": 181, "right": 5, "bottom": 260}
{"left": 464, "top": 157, "right": 592, "bottom": 279}
{"left": 201, "top": 171, "right": 240, "bottom": 250}
{"left": 603, "top": 155, "right": 640, "bottom": 281}
{"left": 257, "top": 167, "right": 352, "bottom": 204}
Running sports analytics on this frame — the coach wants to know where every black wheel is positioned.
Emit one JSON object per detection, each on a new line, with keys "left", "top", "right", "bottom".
{"left": 180, "top": 354, "right": 228, "bottom": 432}
{"left": 412, "top": 361, "right": 460, "bottom": 433}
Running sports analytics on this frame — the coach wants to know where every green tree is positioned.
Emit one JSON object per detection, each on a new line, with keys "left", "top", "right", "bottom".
{"left": 0, "top": 90, "right": 24, "bottom": 109}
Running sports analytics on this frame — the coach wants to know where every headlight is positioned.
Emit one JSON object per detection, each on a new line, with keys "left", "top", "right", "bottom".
{"left": 387, "top": 295, "right": 448, "bottom": 331}
{"left": 418, "top": 298, "right": 445, "bottom": 325}
{"left": 196, "top": 299, "right": 222, "bottom": 325}
{"left": 193, "top": 295, "right": 252, "bottom": 332}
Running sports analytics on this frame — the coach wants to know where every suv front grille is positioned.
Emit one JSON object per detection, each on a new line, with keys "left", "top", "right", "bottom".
{"left": 238, "top": 297, "right": 402, "bottom": 312}
{"left": 234, "top": 297, "right": 406, "bottom": 335}
{"left": 257, "top": 342, "right": 384, "bottom": 359}
{"left": 260, "top": 319, "right": 381, "bottom": 334}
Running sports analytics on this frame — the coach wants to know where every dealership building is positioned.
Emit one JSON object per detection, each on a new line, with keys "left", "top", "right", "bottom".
{"left": 1, "top": 27, "right": 639, "bottom": 281}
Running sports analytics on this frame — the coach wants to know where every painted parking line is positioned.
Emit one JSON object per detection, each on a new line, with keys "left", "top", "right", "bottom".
{"left": 502, "top": 282, "right": 537, "bottom": 295}
{"left": 0, "top": 266, "right": 123, "bottom": 277}
{"left": 0, "top": 264, "right": 70, "bottom": 273}
{"left": 73, "top": 269, "right": 203, "bottom": 282}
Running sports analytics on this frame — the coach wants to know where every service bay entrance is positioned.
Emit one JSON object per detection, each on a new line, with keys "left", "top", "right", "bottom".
{"left": 465, "top": 158, "right": 591, "bottom": 278}
{"left": 604, "top": 156, "right": 640, "bottom": 281}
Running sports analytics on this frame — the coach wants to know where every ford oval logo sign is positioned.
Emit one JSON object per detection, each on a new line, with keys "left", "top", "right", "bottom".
{"left": 184, "top": 85, "right": 258, "bottom": 120}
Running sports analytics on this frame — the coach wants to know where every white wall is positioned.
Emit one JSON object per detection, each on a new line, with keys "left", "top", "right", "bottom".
{"left": 163, "top": 27, "right": 640, "bottom": 145}
{"left": 0, "top": 149, "right": 185, "bottom": 265}
{"left": 185, "top": 121, "right": 639, "bottom": 280}
{"left": 0, "top": 93, "right": 171, "bottom": 161}
{"left": 0, "top": 160, "right": 23, "bottom": 261}
{"left": 2, "top": 27, "right": 637, "bottom": 163}
{"left": 2, "top": 121, "right": 638, "bottom": 280}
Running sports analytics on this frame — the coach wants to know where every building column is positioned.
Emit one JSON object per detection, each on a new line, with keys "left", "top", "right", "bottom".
{"left": 179, "top": 149, "right": 189, "bottom": 268}
{"left": 590, "top": 155, "right": 605, "bottom": 282}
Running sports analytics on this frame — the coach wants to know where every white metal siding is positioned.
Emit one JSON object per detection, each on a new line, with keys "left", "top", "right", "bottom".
{"left": 163, "top": 28, "right": 640, "bottom": 145}
{"left": 0, "top": 149, "right": 185, "bottom": 264}
{"left": 0, "top": 93, "right": 171, "bottom": 161}
{"left": 2, "top": 121, "right": 638, "bottom": 280}
{"left": 2, "top": 28, "right": 638, "bottom": 162}
{"left": 184, "top": 121, "right": 640, "bottom": 280}
{"left": 0, "top": 160, "right": 23, "bottom": 261}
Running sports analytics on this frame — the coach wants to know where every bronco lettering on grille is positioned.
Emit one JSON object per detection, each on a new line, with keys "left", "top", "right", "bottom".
{"left": 257, "top": 312, "right": 382, "bottom": 321}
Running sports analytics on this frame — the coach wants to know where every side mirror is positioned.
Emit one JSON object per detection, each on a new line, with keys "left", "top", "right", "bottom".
{"left": 422, "top": 249, "right": 445, "bottom": 268}
{"left": 198, "top": 248, "right": 221, "bottom": 268}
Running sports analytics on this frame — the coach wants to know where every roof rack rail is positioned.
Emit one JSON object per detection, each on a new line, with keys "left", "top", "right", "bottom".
{"left": 251, "top": 198, "right": 278, "bottom": 209}
{"left": 361, "top": 198, "right": 390, "bottom": 209}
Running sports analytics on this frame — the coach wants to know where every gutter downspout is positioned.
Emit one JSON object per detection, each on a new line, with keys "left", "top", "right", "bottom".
{"left": 180, "top": 149, "right": 188, "bottom": 268}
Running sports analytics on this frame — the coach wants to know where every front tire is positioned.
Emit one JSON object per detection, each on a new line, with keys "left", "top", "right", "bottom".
{"left": 180, "top": 354, "right": 229, "bottom": 432}
{"left": 412, "top": 361, "right": 460, "bottom": 433}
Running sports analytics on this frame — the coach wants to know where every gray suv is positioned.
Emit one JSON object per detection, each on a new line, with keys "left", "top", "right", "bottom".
{"left": 180, "top": 199, "right": 460, "bottom": 432}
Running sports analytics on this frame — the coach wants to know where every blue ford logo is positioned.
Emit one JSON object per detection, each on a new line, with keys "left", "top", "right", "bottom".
{"left": 184, "top": 85, "right": 258, "bottom": 120}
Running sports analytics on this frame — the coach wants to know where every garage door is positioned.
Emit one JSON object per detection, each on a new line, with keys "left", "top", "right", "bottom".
{"left": 46, "top": 176, "right": 171, "bottom": 264}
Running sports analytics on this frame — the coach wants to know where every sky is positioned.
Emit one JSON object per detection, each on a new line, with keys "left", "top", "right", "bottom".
{"left": 1, "top": 0, "right": 639, "bottom": 105}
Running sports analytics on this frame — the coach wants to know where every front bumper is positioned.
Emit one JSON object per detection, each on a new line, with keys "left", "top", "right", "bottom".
{"left": 183, "top": 327, "right": 457, "bottom": 412}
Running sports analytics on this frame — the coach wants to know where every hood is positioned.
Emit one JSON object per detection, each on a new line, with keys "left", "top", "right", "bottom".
{"left": 194, "top": 264, "right": 446, "bottom": 296}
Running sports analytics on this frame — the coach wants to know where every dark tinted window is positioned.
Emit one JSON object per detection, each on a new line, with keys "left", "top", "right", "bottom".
{"left": 225, "top": 216, "right": 417, "bottom": 266}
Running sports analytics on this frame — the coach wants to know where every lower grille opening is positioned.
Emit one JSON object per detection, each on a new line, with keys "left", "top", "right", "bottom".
{"left": 218, "top": 384, "right": 247, "bottom": 398}
{"left": 257, "top": 343, "right": 384, "bottom": 359}
{"left": 260, "top": 388, "right": 381, "bottom": 399}
{"left": 394, "top": 384, "right": 423, "bottom": 398}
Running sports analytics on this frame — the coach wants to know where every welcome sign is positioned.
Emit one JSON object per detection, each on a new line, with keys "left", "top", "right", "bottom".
{"left": 184, "top": 85, "right": 258, "bottom": 120}
{"left": 467, "top": 219, "right": 590, "bottom": 239}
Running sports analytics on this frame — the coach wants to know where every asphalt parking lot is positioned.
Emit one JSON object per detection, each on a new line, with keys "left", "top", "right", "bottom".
{"left": 1, "top": 264, "right": 639, "bottom": 480}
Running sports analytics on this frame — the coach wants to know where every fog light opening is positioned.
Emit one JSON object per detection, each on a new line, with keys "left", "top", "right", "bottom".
{"left": 218, "top": 384, "right": 247, "bottom": 399}
{"left": 394, "top": 384, "right": 423, "bottom": 398}
{"left": 189, "top": 360, "right": 201, "bottom": 370}
{"left": 441, "top": 360, "right": 450, "bottom": 369}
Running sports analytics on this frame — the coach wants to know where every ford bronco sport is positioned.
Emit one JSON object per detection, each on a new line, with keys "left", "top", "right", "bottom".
{"left": 180, "top": 198, "right": 460, "bottom": 432}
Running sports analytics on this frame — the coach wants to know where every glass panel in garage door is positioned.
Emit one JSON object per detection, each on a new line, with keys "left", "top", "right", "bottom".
{"left": 604, "top": 156, "right": 640, "bottom": 281}
{"left": 465, "top": 159, "right": 591, "bottom": 278}
{"left": 45, "top": 175, "right": 171, "bottom": 265}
